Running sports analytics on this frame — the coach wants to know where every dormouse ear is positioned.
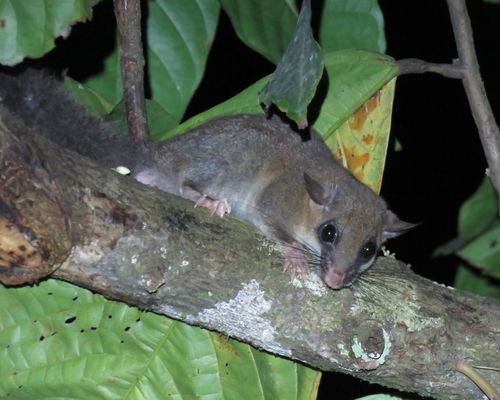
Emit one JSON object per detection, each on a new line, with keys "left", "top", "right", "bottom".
{"left": 383, "top": 210, "right": 419, "bottom": 239}
{"left": 304, "top": 172, "right": 337, "bottom": 206}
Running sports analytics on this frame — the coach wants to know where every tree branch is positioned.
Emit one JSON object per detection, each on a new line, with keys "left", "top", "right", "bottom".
{"left": 114, "top": 0, "right": 148, "bottom": 143}
{"left": 397, "top": 58, "right": 462, "bottom": 79}
{"left": 397, "top": 1, "right": 500, "bottom": 203}
{"left": 0, "top": 108, "right": 499, "bottom": 400}
{"left": 446, "top": 0, "right": 500, "bottom": 202}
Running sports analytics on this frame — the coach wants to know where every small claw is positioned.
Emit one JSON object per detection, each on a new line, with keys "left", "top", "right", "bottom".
{"left": 193, "top": 195, "right": 231, "bottom": 218}
{"left": 216, "top": 199, "right": 231, "bottom": 217}
{"left": 194, "top": 195, "right": 206, "bottom": 208}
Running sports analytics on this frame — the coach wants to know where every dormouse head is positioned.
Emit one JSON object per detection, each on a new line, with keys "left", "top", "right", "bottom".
{"left": 302, "top": 172, "right": 416, "bottom": 289}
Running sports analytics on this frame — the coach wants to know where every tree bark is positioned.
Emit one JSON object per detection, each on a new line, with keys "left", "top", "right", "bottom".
{"left": 114, "top": 0, "right": 148, "bottom": 142}
{"left": 0, "top": 109, "right": 499, "bottom": 400}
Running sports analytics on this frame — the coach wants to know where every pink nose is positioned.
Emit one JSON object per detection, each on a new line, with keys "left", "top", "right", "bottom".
{"left": 324, "top": 269, "right": 346, "bottom": 289}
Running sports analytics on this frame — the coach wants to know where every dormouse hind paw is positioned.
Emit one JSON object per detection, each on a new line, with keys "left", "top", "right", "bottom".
{"left": 194, "top": 195, "right": 231, "bottom": 218}
{"left": 181, "top": 184, "right": 231, "bottom": 218}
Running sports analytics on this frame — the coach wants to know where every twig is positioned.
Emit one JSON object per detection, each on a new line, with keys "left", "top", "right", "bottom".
{"left": 113, "top": 0, "right": 148, "bottom": 143}
{"left": 456, "top": 361, "right": 500, "bottom": 400}
{"left": 397, "top": 58, "right": 462, "bottom": 79}
{"left": 447, "top": 0, "right": 500, "bottom": 199}
{"left": 396, "top": 1, "right": 500, "bottom": 202}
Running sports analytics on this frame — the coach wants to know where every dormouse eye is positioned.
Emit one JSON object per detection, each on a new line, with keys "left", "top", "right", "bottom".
{"left": 360, "top": 241, "right": 377, "bottom": 260}
{"left": 320, "top": 224, "right": 337, "bottom": 244}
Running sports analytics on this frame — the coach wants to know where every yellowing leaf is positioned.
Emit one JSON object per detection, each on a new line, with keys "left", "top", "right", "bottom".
{"left": 324, "top": 78, "right": 395, "bottom": 193}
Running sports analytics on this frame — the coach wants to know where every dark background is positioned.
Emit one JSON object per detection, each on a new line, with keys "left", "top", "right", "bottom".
{"left": 41, "top": 1, "right": 499, "bottom": 398}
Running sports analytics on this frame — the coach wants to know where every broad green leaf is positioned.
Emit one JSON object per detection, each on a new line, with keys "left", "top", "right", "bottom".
{"left": 453, "top": 177, "right": 500, "bottom": 280}
{"left": 221, "top": 0, "right": 386, "bottom": 64}
{"left": 0, "top": 280, "right": 320, "bottom": 400}
{"left": 434, "top": 176, "right": 500, "bottom": 295}
{"left": 64, "top": 77, "right": 177, "bottom": 139}
{"left": 146, "top": 0, "right": 219, "bottom": 121}
{"left": 435, "top": 177, "right": 499, "bottom": 257}
{"left": 454, "top": 265, "right": 500, "bottom": 298}
{"left": 163, "top": 76, "right": 268, "bottom": 139}
{"left": 458, "top": 176, "right": 498, "bottom": 241}
{"left": 105, "top": 99, "right": 178, "bottom": 140}
{"left": 0, "top": 0, "right": 99, "bottom": 65}
{"left": 84, "top": 0, "right": 220, "bottom": 124}
{"left": 259, "top": 0, "right": 324, "bottom": 127}
{"left": 324, "top": 78, "right": 395, "bottom": 192}
{"left": 82, "top": 46, "right": 122, "bottom": 109}
{"left": 64, "top": 76, "right": 115, "bottom": 115}
{"left": 320, "top": 0, "right": 386, "bottom": 53}
{"left": 220, "top": 0, "right": 298, "bottom": 64}
{"left": 314, "top": 50, "right": 396, "bottom": 137}
{"left": 457, "top": 221, "right": 500, "bottom": 279}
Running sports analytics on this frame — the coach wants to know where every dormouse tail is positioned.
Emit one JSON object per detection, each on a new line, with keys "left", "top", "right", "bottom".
{"left": 0, "top": 68, "right": 146, "bottom": 168}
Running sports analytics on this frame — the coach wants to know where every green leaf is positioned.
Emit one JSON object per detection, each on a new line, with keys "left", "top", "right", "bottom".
{"left": 84, "top": 0, "right": 220, "bottom": 124}
{"left": 458, "top": 176, "right": 498, "bottom": 241}
{"left": 0, "top": 280, "right": 320, "bottom": 399}
{"left": 457, "top": 221, "right": 500, "bottom": 279}
{"left": 454, "top": 265, "right": 500, "bottom": 298}
{"left": 259, "top": 0, "right": 324, "bottom": 127}
{"left": 435, "top": 177, "right": 500, "bottom": 283}
{"left": 357, "top": 395, "right": 405, "bottom": 400}
{"left": 146, "top": 0, "right": 220, "bottom": 121}
{"left": 220, "top": 0, "right": 298, "bottom": 64}
{"left": 82, "top": 46, "right": 123, "bottom": 109}
{"left": 164, "top": 76, "right": 268, "bottom": 139}
{"left": 435, "top": 176, "right": 498, "bottom": 257}
{"left": 314, "top": 50, "right": 397, "bottom": 136}
{"left": 64, "top": 77, "right": 177, "bottom": 139}
{"left": 105, "top": 99, "right": 178, "bottom": 140}
{"left": 0, "top": 0, "right": 99, "bottom": 66}
{"left": 64, "top": 76, "right": 115, "bottom": 115}
{"left": 320, "top": 0, "right": 386, "bottom": 53}
{"left": 324, "top": 78, "right": 395, "bottom": 193}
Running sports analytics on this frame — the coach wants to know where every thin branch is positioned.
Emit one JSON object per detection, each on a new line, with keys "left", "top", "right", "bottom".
{"left": 456, "top": 361, "right": 500, "bottom": 400}
{"left": 397, "top": 58, "right": 463, "bottom": 79}
{"left": 447, "top": 0, "right": 500, "bottom": 200}
{"left": 114, "top": 0, "right": 148, "bottom": 143}
{"left": 396, "top": 2, "right": 500, "bottom": 203}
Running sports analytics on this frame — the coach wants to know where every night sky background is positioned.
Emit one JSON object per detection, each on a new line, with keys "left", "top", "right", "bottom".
{"left": 39, "top": 0, "right": 500, "bottom": 398}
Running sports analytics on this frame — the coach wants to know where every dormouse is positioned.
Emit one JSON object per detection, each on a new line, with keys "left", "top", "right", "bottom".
{"left": 0, "top": 70, "right": 415, "bottom": 288}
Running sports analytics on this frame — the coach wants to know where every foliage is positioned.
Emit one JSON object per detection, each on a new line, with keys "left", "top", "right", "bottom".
{"left": 259, "top": 0, "right": 324, "bottom": 127}
{"left": 0, "top": 280, "right": 320, "bottom": 399}
{"left": 0, "top": 0, "right": 99, "bottom": 65}
{"left": 436, "top": 177, "right": 500, "bottom": 298}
